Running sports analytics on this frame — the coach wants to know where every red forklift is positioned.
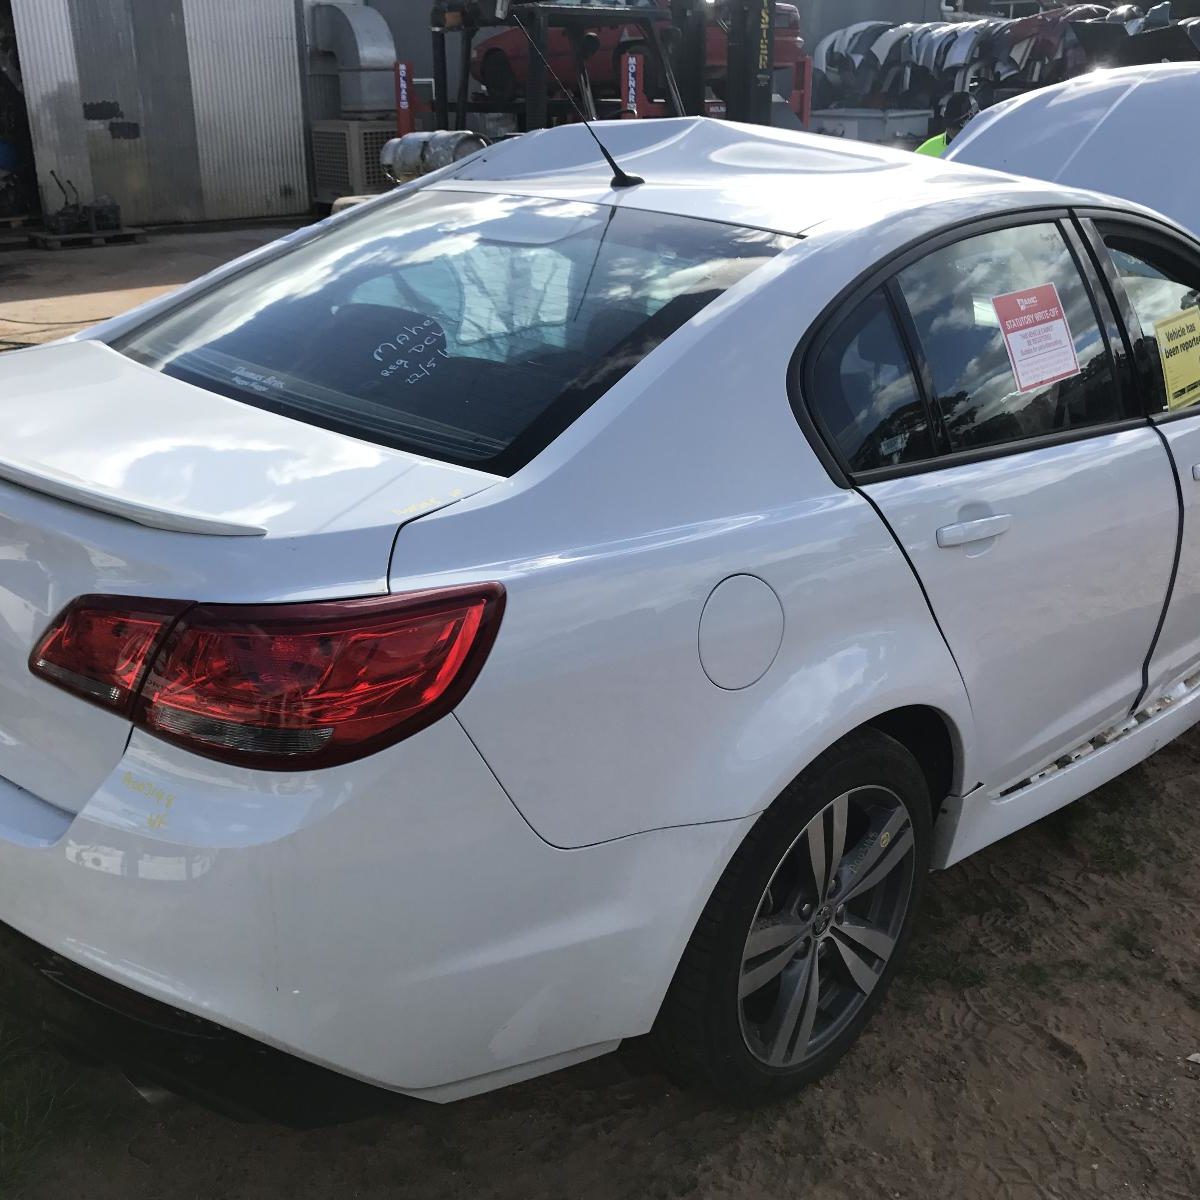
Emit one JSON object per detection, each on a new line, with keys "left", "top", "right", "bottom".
{"left": 425, "top": 1, "right": 811, "bottom": 132}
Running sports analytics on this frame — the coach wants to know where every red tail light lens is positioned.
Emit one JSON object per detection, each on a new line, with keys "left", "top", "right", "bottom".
{"left": 30, "top": 597, "right": 187, "bottom": 714}
{"left": 31, "top": 585, "right": 505, "bottom": 769}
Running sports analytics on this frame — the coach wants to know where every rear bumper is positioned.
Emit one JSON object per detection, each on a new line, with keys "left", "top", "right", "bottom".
{"left": 0, "top": 918, "right": 393, "bottom": 1127}
{"left": 0, "top": 717, "right": 751, "bottom": 1103}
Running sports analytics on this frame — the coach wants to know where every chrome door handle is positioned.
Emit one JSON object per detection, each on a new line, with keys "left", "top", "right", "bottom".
{"left": 936, "top": 514, "right": 1012, "bottom": 548}
{"left": 1191, "top": 464, "right": 1200, "bottom": 481}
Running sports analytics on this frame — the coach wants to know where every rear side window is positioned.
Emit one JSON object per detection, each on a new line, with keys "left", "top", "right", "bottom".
{"left": 1101, "top": 230, "right": 1200, "bottom": 413}
{"left": 809, "top": 290, "right": 933, "bottom": 472}
{"left": 896, "top": 223, "right": 1123, "bottom": 452}
{"left": 115, "top": 191, "right": 792, "bottom": 475}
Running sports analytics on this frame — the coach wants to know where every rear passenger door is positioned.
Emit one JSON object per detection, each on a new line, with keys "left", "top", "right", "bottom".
{"left": 1084, "top": 217, "right": 1200, "bottom": 699}
{"left": 804, "top": 216, "right": 1179, "bottom": 793}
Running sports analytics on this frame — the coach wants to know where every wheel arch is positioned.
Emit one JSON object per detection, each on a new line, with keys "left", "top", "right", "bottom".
{"left": 864, "top": 704, "right": 960, "bottom": 822}
{"left": 733, "top": 702, "right": 968, "bottom": 862}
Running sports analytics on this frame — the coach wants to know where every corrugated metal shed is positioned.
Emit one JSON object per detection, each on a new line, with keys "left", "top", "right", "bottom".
{"left": 10, "top": 0, "right": 309, "bottom": 225}
{"left": 8, "top": 0, "right": 94, "bottom": 207}
{"left": 183, "top": 0, "right": 309, "bottom": 221}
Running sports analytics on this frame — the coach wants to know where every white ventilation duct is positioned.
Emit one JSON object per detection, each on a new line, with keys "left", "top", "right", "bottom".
{"left": 312, "top": 3, "right": 396, "bottom": 118}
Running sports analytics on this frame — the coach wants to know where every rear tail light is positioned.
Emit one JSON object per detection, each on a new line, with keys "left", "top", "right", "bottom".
{"left": 30, "top": 596, "right": 188, "bottom": 714}
{"left": 30, "top": 585, "right": 505, "bottom": 770}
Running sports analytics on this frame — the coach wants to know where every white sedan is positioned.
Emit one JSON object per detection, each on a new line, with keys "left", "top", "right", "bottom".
{"left": 946, "top": 62, "right": 1200, "bottom": 241}
{"left": 1, "top": 116, "right": 1199, "bottom": 1120}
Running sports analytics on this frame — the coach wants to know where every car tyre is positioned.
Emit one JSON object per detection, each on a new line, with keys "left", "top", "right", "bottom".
{"left": 481, "top": 49, "right": 518, "bottom": 103}
{"left": 653, "top": 728, "right": 931, "bottom": 1104}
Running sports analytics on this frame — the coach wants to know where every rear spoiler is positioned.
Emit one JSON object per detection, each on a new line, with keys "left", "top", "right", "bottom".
{"left": 0, "top": 456, "right": 267, "bottom": 537}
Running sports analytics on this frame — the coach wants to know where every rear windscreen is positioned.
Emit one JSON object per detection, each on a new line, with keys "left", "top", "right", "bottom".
{"left": 116, "top": 190, "right": 793, "bottom": 475}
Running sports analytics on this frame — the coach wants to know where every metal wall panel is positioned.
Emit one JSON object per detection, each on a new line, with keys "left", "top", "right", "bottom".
{"left": 9, "top": 0, "right": 94, "bottom": 216}
{"left": 14, "top": 0, "right": 306, "bottom": 225}
{"left": 128, "top": 0, "right": 205, "bottom": 223}
{"left": 182, "top": 0, "right": 308, "bottom": 221}
{"left": 66, "top": 0, "right": 151, "bottom": 223}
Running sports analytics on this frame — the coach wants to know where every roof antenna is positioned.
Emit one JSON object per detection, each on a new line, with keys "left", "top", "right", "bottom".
{"left": 506, "top": 3, "right": 645, "bottom": 189}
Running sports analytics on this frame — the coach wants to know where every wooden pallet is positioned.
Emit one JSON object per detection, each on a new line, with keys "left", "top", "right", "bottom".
{"left": 27, "top": 226, "right": 147, "bottom": 250}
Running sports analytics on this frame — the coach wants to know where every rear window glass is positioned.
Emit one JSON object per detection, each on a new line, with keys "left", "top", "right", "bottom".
{"left": 115, "top": 190, "right": 792, "bottom": 475}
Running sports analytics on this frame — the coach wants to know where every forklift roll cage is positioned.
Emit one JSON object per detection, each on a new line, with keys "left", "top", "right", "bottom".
{"left": 430, "top": 0, "right": 778, "bottom": 130}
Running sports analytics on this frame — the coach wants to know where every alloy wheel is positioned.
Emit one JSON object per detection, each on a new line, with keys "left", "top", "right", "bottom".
{"left": 737, "top": 785, "right": 917, "bottom": 1069}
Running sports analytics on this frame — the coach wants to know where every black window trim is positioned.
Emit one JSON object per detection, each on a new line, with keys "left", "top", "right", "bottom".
{"left": 1069, "top": 211, "right": 1148, "bottom": 417}
{"left": 883, "top": 276, "right": 953, "bottom": 457}
{"left": 1074, "top": 208, "right": 1200, "bottom": 427}
{"left": 1059, "top": 215, "right": 1138, "bottom": 416}
{"left": 791, "top": 205, "right": 1148, "bottom": 488}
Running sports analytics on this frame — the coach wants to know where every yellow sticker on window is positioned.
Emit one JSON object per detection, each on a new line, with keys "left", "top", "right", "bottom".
{"left": 1154, "top": 307, "right": 1200, "bottom": 411}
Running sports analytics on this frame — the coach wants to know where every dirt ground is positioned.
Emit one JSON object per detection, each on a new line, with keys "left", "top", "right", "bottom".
{"left": 2, "top": 227, "right": 1200, "bottom": 1199}
{"left": 0, "top": 733, "right": 1196, "bottom": 1200}
{"left": 0, "top": 225, "right": 299, "bottom": 349}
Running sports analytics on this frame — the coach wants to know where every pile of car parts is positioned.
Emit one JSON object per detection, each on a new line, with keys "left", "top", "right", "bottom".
{"left": 811, "top": 3, "right": 1198, "bottom": 113}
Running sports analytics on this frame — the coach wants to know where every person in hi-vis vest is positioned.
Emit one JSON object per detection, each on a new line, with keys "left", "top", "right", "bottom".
{"left": 917, "top": 91, "right": 980, "bottom": 157}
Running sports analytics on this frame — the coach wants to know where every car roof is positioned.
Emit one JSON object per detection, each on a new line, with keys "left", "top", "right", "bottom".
{"left": 435, "top": 116, "right": 1156, "bottom": 239}
{"left": 946, "top": 63, "right": 1200, "bottom": 240}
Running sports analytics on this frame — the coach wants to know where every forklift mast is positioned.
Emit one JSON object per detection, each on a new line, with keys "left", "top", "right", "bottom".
{"left": 724, "top": 0, "right": 775, "bottom": 125}
{"left": 669, "top": 0, "right": 708, "bottom": 116}
{"left": 429, "top": 0, "right": 778, "bottom": 129}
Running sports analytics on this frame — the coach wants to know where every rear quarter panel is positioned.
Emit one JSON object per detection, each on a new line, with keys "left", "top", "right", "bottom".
{"left": 389, "top": 235, "right": 977, "bottom": 847}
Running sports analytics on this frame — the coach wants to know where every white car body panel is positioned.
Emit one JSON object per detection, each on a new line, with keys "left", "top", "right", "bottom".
{"left": 0, "top": 340, "right": 496, "bottom": 814}
{"left": 1145, "top": 417, "right": 1200, "bottom": 698}
{"left": 864, "top": 430, "right": 1178, "bottom": 792}
{"left": 5, "top": 118, "right": 1200, "bottom": 1099}
{"left": 0, "top": 718, "right": 753, "bottom": 1099}
{"left": 939, "top": 663, "right": 1200, "bottom": 867}
{"left": 946, "top": 63, "right": 1200, "bottom": 241}
{"left": 0, "top": 341, "right": 496, "bottom": 539}
{"left": 392, "top": 232, "right": 975, "bottom": 847}
{"left": 944, "top": 67, "right": 1200, "bottom": 719}
{"left": 868, "top": 25, "right": 915, "bottom": 67}
{"left": 437, "top": 117, "right": 1010, "bottom": 237}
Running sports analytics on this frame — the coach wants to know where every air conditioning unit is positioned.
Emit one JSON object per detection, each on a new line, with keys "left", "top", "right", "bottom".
{"left": 311, "top": 120, "right": 397, "bottom": 204}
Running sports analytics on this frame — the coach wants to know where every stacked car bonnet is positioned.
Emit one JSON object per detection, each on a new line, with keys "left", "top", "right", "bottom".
{"left": 811, "top": 3, "right": 1198, "bottom": 110}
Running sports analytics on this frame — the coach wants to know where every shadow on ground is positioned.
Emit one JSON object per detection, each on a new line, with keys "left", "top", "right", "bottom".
{"left": 4, "top": 734, "right": 1200, "bottom": 1200}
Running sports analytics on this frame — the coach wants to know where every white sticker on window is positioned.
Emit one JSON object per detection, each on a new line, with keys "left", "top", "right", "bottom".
{"left": 991, "top": 283, "right": 1081, "bottom": 394}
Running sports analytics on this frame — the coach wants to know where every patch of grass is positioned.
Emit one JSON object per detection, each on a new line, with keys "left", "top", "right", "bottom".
{"left": 1155, "top": 863, "right": 1189, "bottom": 897}
{"left": 0, "top": 1012, "right": 85, "bottom": 1195}
{"left": 1051, "top": 806, "right": 1142, "bottom": 873}
{"left": 1044, "top": 796, "right": 1145, "bottom": 875}
{"left": 1171, "top": 975, "right": 1200, "bottom": 1014}
{"left": 901, "top": 944, "right": 988, "bottom": 991}
{"left": 1014, "top": 961, "right": 1060, "bottom": 998}
{"left": 1058, "top": 957, "right": 1092, "bottom": 981}
{"left": 1087, "top": 828, "right": 1143, "bottom": 875}
{"left": 1041, "top": 765, "right": 1191, "bottom": 878}
{"left": 1011, "top": 957, "right": 1093, "bottom": 1000}
{"left": 1096, "top": 920, "right": 1165, "bottom": 990}
{"left": 1111, "top": 922, "right": 1141, "bottom": 956}
{"left": 924, "top": 886, "right": 1023, "bottom": 925}
{"left": 1100, "top": 961, "right": 1136, "bottom": 987}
